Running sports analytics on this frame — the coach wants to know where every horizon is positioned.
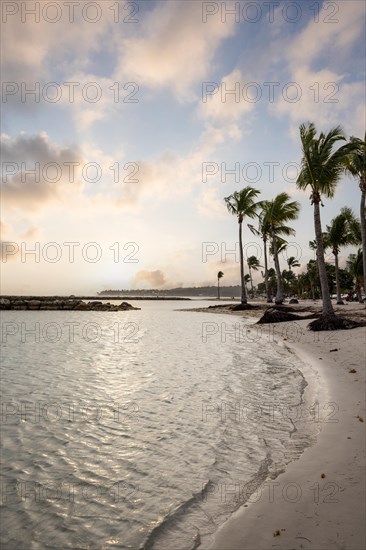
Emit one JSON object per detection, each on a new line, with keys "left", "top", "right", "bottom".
{"left": 1, "top": 0, "right": 365, "bottom": 295}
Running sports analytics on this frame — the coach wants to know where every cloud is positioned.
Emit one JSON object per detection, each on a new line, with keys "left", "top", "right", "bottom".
{"left": 20, "top": 226, "right": 40, "bottom": 240}
{"left": 115, "top": 1, "right": 236, "bottom": 101}
{"left": 1, "top": 132, "right": 84, "bottom": 211}
{"left": 199, "top": 69, "right": 255, "bottom": 130}
{"left": 0, "top": 219, "right": 19, "bottom": 262}
{"left": 0, "top": 125, "right": 230, "bottom": 219}
{"left": 131, "top": 269, "right": 167, "bottom": 288}
{"left": 113, "top": 124, "right": 231, "bottom": 206}
{"left": 270, "top": 0, "right": 366, "bottom": 135}
{"left": 197, "top": 187, "right": 227, "bottom": 219}
{"left": 0, "top": 220, "right": 13, "bottom": 239}
{"left": 0, "top": 241, "right": 21, "bottom": 262}
{"left": 288, "top": 1, "right": 365, "bottom": 67}
{"left": 1, "top": 2, "right": 113, "bottom": 83}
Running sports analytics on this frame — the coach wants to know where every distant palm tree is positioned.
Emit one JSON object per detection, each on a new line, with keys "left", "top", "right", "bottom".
{"left": 309, "top": 239, "right": 317, "bottom": 262}
{"left": 287, "top": 256, "right": 300, "bottom": 271}
{"left": 345, "top": 134, "right": 366, "bottom": 294}
{"left": 244, "top": 274, "right": 251, "bottom": 296}
{"left": 324, "top": 207, "right": 361, "bottom": 304}
{"left": 262, "top": 193, "right": 300, "bottom": 304}
{"left": 247, "top": 255, "right": 261, "bottom": 297}
{"left": 248, "top": 204, "right": 272, "bottom": 302}
{"left": 297, "top": 122, "right": 353, "bottom": 324}
{"left": 217, "top": 270, "right": 224, "bottom": 299}
{"left": 224, "top": 187, "right": 261, "bottom": 304}
{"left": 347, "top": 250, "right": 364, "bottom": 303}
{"left": 307, "top": 259, "right": 318, "bottom": 300}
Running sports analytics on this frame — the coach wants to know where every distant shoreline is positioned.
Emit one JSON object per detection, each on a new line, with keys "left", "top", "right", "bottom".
{"left": 0, "top": 295, "right": 191, "bottom": 301}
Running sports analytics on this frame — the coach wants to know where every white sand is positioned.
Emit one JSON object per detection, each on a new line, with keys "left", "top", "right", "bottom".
{"left": 202, "top": 309, "right": 366, "bottom": 550}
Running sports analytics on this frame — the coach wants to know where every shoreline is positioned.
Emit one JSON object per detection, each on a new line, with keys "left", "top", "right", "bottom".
{"left": 192, "top": 303, "right": 366, "bottom": 550}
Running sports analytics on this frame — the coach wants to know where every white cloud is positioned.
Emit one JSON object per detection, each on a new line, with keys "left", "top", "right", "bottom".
{"left": 1, "top": 2, "right": 114, "bottom": 82}
{"left": 199, "top": 69, "right": 255, "bottom": 127}
{"left": 114, "top": 1, "right": 236, "bottom": 101}
{"left": 288, "top": 1, "right": 365, "bottom": 67}
{"left": 197, "top": 187, "right": 227, "bottom": 219}
{"left": 270, "top": 0, "right": 366, "bottom": 136}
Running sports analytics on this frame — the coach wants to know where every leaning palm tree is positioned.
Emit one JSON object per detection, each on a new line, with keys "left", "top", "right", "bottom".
{"left": 296, "top": 122, "right": 354, "bottom": 328}
{"left": 324, "top": 207, "right": 361, "bottom": 304}
{"left": 224, "top": 187, "right": 261, "bottom": 305}
{"left": 262, "top": 193, "right": 300, "bottom": 304}
{"left": 217, "top": 270, "right": 224, "bottom": 300}
{"left": 247, "top": 255, "right": 261, "bottom": 298}
{"left": 344, "top": 134, "right": 366, "bottom": 294}
{"left": 287, "top": 256, "right": 300, "bottom": 271}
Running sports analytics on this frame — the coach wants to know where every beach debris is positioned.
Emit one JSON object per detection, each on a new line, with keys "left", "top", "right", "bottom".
{"left": 357, "top": 416, "right": 364, "bottom": 422}
{"left": 349, "top": 368, "right": 357, "bottom": 373}
{"left": 231, "top": 303, "right": 259, "bottom": 311}
{"left": 308, "top": 315, "right": 365, "bottom": 331}
{"left": 321, "top": 473, "right": 326, "bottom": 478}
{"left": 329, "top": 348, "right": 338, "bottom": 352}
{"left": 257, "top": 307, "right": 313, "bottom": 324}
{"left": 273, "top": 530, "right": 281, "bottom": 537}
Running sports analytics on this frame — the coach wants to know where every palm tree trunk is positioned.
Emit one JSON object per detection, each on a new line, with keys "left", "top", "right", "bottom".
{"left": 360, "top": 183, "right": 366, "bottom": 294}
{"left": 272, "top": 232, "right": 284, "bottom": 304}
{"left": 310, "top": 280, "right": 315, "bottom": 300}
{"left": 249, "top": 266, "right": 254, "bottom": 298}
{"left": 239, "top": 220, "right": 247, "bottom": 304}
{"left": 356, "top": 281, "right": 362, "bottom": 303}
{"left": 217, "top": 278, "right": 220, "bottom": 300}
{"left": 314, "top": 201, "right": 334, "bottom": 316}
{"left": 334, "top": 251, "right": 343, "bottom": 304}
{"left": 263, "top": 238, "right": 272, "bottom": 302}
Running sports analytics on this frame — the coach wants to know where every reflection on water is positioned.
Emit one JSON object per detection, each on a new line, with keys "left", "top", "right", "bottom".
{"left": 1, "top": 302, "right": 318, "bottom": 549}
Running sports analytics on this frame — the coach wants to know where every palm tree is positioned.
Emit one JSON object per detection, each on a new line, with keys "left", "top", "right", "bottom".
{"left": 217, "top": 271, "right": 224, "bottom": 299}
{"left": 345, "top": 134, "right": 366, "bottom": 294}
{"left": 262, "top": 193, "right": 300, "bottom": 304}
{"left": 247, "top": 255, "right": 261, "bottom": 297}
{"left": 224, "top": 187, "right": 261, "bottom": 305}
{"left": 307, "top": 259, "right": 319, "bottom": 300}
{"left": 324, "top": 207, "right": 361, "bottom": 304}
{"left": 267, "top": 267, "right": 277, "bottom": 298}
{"left": 347, "top": 250, "right": 364, "bottom": 303}
{"left": 248, "top": 205, "right": 272, "bottom": 302}
{"left": 244, "top": 273, "right": 251, "bottom": 295}
{"left": 296, "top": 122, "right": 354, "bottom": 325}
{"left": 287, "top": 256, "right": 300, "bottom": 271}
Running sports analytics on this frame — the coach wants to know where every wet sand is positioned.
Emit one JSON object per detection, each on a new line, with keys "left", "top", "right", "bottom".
{"left": 187, "top": 301, "right": 366, "bottom": 550}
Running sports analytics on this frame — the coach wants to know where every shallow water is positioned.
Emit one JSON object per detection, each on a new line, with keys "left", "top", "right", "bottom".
{"left": 0, "top": 301, "right": 319, "bottom": 549}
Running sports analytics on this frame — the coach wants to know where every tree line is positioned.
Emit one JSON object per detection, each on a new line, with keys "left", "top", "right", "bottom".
{"left": 221, "top": 123, "right": 365, "bottom": 329}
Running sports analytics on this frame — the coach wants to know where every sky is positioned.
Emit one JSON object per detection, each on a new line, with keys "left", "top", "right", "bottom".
{"left": 1, "top": 0, "right": 365, "bottom": 295}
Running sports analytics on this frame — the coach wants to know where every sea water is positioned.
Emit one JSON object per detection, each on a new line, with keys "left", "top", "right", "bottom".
{"left": 0, "top": 301, "right": 321, "bottom": 549}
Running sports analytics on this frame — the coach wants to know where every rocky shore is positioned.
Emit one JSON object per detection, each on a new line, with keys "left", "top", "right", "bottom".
{"left": 0, "top": 298, "right": 140, "bottom": 311}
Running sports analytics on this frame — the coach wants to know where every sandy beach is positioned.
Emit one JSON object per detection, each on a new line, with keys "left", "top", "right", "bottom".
{"left": 192, "top": 302, "right": 366, "bottom": 550}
